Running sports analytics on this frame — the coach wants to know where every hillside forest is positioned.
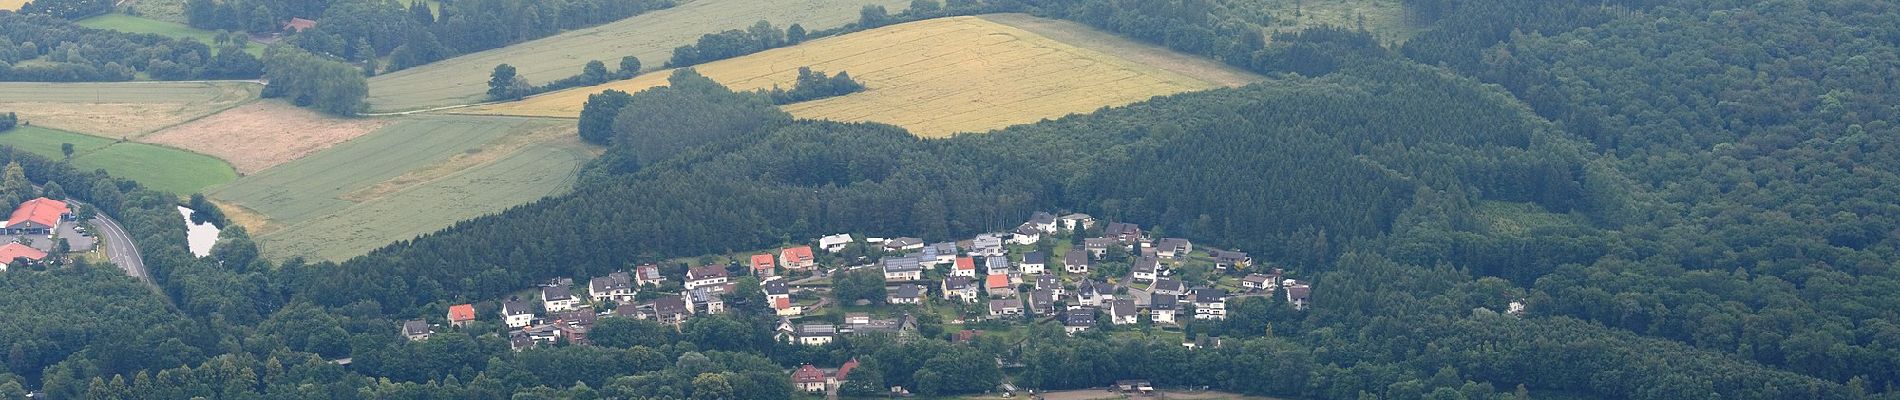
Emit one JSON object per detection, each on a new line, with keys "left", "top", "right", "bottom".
{"left": 1, "top": 0, "right": 1900, "bottom": 399}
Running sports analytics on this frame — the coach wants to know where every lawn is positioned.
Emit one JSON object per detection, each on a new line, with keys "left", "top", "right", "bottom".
{"left": 0, "top": 126, "right": 238, "bottom": 195}
{"left": 76, "top": 14, "right": 266, "bottom": 56}
{"left": 365, "top": 0, "right": 912, "bottom": 112}
{"left": 207, "top": 115, "right": 589, "bottom": 261}
{"left": 0, "top": 81, "right": 261, "bottom": 138}
{"left": 465, "top": 15, "right": 1258, "bottom": 137}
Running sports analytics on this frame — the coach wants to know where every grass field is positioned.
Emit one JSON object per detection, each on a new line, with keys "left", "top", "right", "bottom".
{"left": 76, "top": 14, "right": 266, "bottom": 56}
{"left": 365, "top": 0, "right": 912, "bottom": 113}
{"left": 207, "top": 115, "right": 588, "bottom": 261}
{"left": 465, "top": 15, "right": 1259, "bottom": 137}
{"left": 1254, "top": 0, "right": 1424, "bottom": 43}
{"left": 0, "top": 126, "right": 238, "bottom": 195}
{"left": 143, "top": 101, "right": 394, "bottom": 174}
{"left": 0, "top": 81, "right": 261, "bottom": 138}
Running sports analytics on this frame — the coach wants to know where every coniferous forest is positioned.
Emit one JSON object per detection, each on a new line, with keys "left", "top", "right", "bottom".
{"left": 3, "top": 0, "right": 1900, "bottom": 399}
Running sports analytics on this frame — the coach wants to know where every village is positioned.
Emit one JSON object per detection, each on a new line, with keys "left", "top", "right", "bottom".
{"left": 400, "top": 212, "right": 1316, "bottom": 396}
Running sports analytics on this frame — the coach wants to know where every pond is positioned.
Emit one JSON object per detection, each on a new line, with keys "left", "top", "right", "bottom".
{"left": 177, "top": 205, "right": 222, "bottom": 257}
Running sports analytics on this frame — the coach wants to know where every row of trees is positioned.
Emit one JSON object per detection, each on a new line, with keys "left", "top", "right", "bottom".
{"left": 664, "top": 1, "right": 1012, "bottom": 69}
{"left": 0, "top": 14, "right": 263, "bottom": 82}
{"left": 760, "top": 67, "right": 863, "bottom": 105}
{"left": 485, "top": 56, "right": 639, "bottom": 101}
{"left": 15, "top": 0, "right": 114, "bottom": 19}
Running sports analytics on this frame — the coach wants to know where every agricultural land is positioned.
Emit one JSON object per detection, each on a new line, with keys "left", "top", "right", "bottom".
{"left": 364, "top": 0, "right": 911, "bottom": 112}
{"left": 465, "top": 15, "right": 1261, "bottom": 137}
{"left": 0, "top": 0, "right": 22, "bottom": 11}
{"left": 142, "top": 101, "right": 394, "bottom": 174}
{"left": 0, "top": 81, "right": 261, "bottom": 138}
{"left": 76, "top": 14, "right": 267, "bottom": 55}
{"left": 206, "top": 115, "right": 590, "bottom": 261}
{"left": 0, "top": 126, "right": 238, "bottom": 195}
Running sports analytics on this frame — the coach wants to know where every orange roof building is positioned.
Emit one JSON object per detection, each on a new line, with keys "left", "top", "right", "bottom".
{"left": 751, "top": 253, "right": 776, "bottom": 277}
{"left": 0, "top": 242, "right": 47, "bottom": 270}
{"left": 282, "top": 17, "right": 317, "bottom": 32}
{"left": 447, "top": 304, "right": 476, "bottom": 326}
{"left": 986, "top": 273, "right": 1010, "bottom": 289}
{"left": 780, "top": 246, "right": 815, "bottom": 269}
{"left": 6, "top": 197, "right": 68, "bottom": 234}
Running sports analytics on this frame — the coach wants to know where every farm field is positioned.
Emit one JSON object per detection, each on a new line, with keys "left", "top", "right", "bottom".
{"left": 206, "top": 115, "right": 588, "bottom": 261}
{"left": 364, "top": 0, "right": 911, "bottom": 112}
{"left": 0, "top": 81, "right": 260, "bottom": 138}
{"left": 0, "top": 0, "right": 23, "bottom": 11}
{"left": 143, "top": 101, "right": 394, "bottom": 174}
{"left": 76, "top": 14, "right": 266, "bottom": 56}
{"left": 0, "top": 126, "right": 238, "bottom": 195}
{"left": 465, "top": 15, "right": 1259, "bottom": 137}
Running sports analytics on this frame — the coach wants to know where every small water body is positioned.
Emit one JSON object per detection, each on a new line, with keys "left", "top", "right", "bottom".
{"left": 177, "top": 206, "right": 222, "bottom": 257}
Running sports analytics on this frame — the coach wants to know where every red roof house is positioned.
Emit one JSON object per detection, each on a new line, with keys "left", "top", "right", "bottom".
{"left": 780, "top": 246, "right": 815, "bottom": 269}
{"left": 953, "top": 256, "right": 976, "bottom": 276}
{"left": 0, "top": 242, "right": 47, "bottom": 270}
{"left": 6, "top": 197, "right": 68, "bottom": 234}
{"left": 835, "top": 358, "right": 860, "bottom": 382}
{"left": 751, "top": 254, "right": 776, "bottom": 276}
{"left": 282, "top": 17, "right": 317, "bottom": 32}
{"left": 447, "top": 304, "right": 476, "bottom": 326}
{"left": 792, "top": 365, "right": 828, "bottom": 392}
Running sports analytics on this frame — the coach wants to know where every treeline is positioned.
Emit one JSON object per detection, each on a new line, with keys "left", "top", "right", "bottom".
{"left": 261, "top": 46, "right": 368, "bottom": 115}
{"left": 0, "top": 13, "right": 263, "bottom": 82}
{"left": 185, "top": 0, "right": 672, "bottom": 74}
{"left": 665, "top": 0, "right": 1010, "bottom": 68}
{"left": 760, "top": 67, "right": 863, "bottom": 105}
{"left": 16, "top": 0, "right": 113, "bottom": 19}
{"left": 485, "top": 56, "right": 640, "bottom": 101}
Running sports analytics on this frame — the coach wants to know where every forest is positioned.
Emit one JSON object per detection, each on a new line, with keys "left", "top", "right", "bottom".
{"left": 0, "top": 14, "right": 263, "bottom": 81}
{"left": 2, "top": 0, "right": 1900, "bottom": 398}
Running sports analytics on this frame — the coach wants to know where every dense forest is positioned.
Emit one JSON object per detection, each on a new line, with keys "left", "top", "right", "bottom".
{"left": 0, "top": 13, "right": 263, "bottom": 81}
{"left": 260, "top": 46, "right": 369, "bottom": 115}
{"left": 5, "top": 0, "right": 1900, "bottom": 398}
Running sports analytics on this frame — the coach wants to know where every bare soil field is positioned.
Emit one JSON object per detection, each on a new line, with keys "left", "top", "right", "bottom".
{"left": 142, "top": 101, "right": 394, "bottom": 174}
{"left": 0, "top": 81, "right": 261, "bottom": 138}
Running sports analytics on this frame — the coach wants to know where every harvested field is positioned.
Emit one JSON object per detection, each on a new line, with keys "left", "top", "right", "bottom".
{"left": 365, "top": 0, "right": 911, "bottom": 112}
{"left": 465, "top": 15, "right": 1258, "bottom": 137}
{"left": 0, "top": 126, "right": 238, "bottom": 195}
{"left": 0, "top": 0, "right": 23, "bottom": 11}
{"left": 0, "top": 82, "right": 260, "bottom": 138}
{"left": 143, "top": 101, "right": 395, "bottom": 174}
{"left": 207, "top": 115, "right": 589, "bottom": 261}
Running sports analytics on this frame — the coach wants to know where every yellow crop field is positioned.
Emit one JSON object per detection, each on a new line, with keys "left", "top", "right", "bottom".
{"left": 0, "top": 0, "right": 26, "bottom": 11}
{"left": 462, "top": 15, "right": 1261, "bottom": 137}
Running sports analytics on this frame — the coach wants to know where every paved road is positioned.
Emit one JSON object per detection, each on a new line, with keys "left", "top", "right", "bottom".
{"left": 90, "top": 214, "right": 153, "bottom": 287}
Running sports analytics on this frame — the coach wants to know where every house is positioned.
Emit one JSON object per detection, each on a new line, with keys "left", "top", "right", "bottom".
{"left": 971, "top": 234, "right": 1005, "bottom": 257}
{"left": 1150, "top": 293, "right": 1178, "bottom": 324}
{"left": 1059, "top": 213, "right": 1095, "bottom": 231}
{"left": 1132, "top": 256, "right": 1159, "bottom": 282}
{"left": 1115, "top": 380, "right": 1155, "bottom": 394}
{"left": 841, "top": 313, "right": 918, "bottom": 339}
{"left": 1083, "top": 238, "right": 1115, "bottom": 258}
{"left": 1152, "top": 278, "right": 1187, "bottom": 298}
{"left": 447, "top": 304, "right": 476, "bottom": 327}
{"left": 942, "top": 277, "right": 978, "bottom": 302}
{"left": 1104, "top": 222, "right": 1143, "bottom": 244}
{"left": 1285, "top": 280, "right": 1312, "bottom": 310}
{"left": 687, "top": 283, "right": 732, "bottom": 314}
{"left": 884, "top": 237, "right": 924, "bottom": 252}
{"left": 1024, "top": 211, "right": 1058, "bottom": 233}
{"left": 1241, "top": 273, "right": 1275, "bottom": 291}
{"left": 1183, "top": 334, "right": 1224, "bottom": 350}
{"left": 921, "top": 242, "right": 957, "bottom": 267}
{"left": 522, "top": 323, "right": 563, "bottom": 345}
{"left": 1029, "top": 289, "right": 1056, "bottom": 315}
{"left": 819, "top": 234, "right": 854, "bottom": 253}
{"left": 772, "top": 297, "right": 802, "bottom": 316}
{"left": 651, "top": 296, "right": 691, "bottom": 325}
{"left": 844, "top": 313, "right": 871, "bottom": 325}
{"left": 951, "top": 256, "right": 977, "bottom": 277}
{"left": 789, "top": 324, "right": 836, "bottom": 346}
{"left": 888, "top": 284, "right": 923, "bottom": 304}
{"left": 1064, "top": 249, "right": 1090, "bottom": 274}
{"left": 1020, "top": 251, "right": 1047, "bottom": 275}
{"left": 882, "top": 256, "right": 923, "bottom": 281}
{"left": 793, "top": 364, "right": 829, "bottom": 392}
{"left": 559, "top": 323, "right": 592, "bottom": 346}
{"left": 552, "top": 307, "right": 598, "bottom": 328}
{"left": 832, "top": 358, "right": 860, "bottom": 390}
{"left": 750, "top": 254, "right": 777, "bottom": 277}
{"left": 401, "top": 320, "right": 431, "bottom": 341}
{"left": 1035, "top": 274, "right": 1063, "bottom": 297}
{"left": 985, "top": 273, "right": 1014, "bottom": 297}
{"left": 6, "top": 197, "right": 68, "bottom": 235}
{"left": 0, "top": 243, "right": 47, "bottom": 271}
{"left": 589, "top": 271, "right": 636, "bottom": 303}
{"left": 984, "top": 256, "right": 1011, "bottom": 276}
{"left": 684, "top": 266, "right": 729, "bottom": 290}
{"left": 281, "top": 17, "right": 317, "bottom": 32}
{"left": 508, "top": 331, "right": 534, "bottom": 351}
{"left": 1193, "top": 288, "right": 1227, "bottom": 320}
{"left": 989, "top": 298, "right": 1023, "bottom": 317}
{"left": 780, "top": 246, "right": 817, "bottom": 270}
{"left": 635, "top": 264, "right": 665, "bottom": 286}
{"left": 1156, "top": 238, "right": 1192, "bottom": 259}
{"left": 1076, "top": 279, "right": 1111, "bottom": 307}
{"left": 1109, "top": 299, "right": 1139, "bottom": 325}
{"left": 1009, "top": 225, "right": 1041, "bottom": 245}
{"left": 1212, "top": 250, "right": 1254, "bottom": 270}
{"left": 763, "top": 279, "right": 790, "bottom": 303}
{"left": 542, "top": 286, "right": 578, "bottom": 312}
{"left": 1062, "top": 307, "right": 1096, "bottom": 334}
{"left": 502, "top": 300, "right": 534, "bottom": 328}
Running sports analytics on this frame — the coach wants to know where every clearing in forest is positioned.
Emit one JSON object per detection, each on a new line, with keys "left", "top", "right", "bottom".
{"left": 0, "top": 81, "right": 260, "bottom": 138}
{"left": 143, "top": 101, "right": 395, "bottom": 174}
{"left": 0, "top": 126, "right": 238, "bottom": 195}
{"left": 206, "top": 115, "right": 590, "bottom": 261}
{"left": 364, "top": 0, "right": 913, "bottom": 113}
{"left": 76, "top": 14, "right": 267, "bottom": 55}
{"left": 465, "top": 15, "right": 1261, "bottom": 137}
{"left": 1250, "top": 0, "right": 1425, "bottom": 43}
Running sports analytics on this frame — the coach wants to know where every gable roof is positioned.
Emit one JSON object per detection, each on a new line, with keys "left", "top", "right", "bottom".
{"left": 688, "top": 265, "right": 727, "bottom": 280}
{"left": 1153, "top": 278, "right": 1184, "bottom": 292}
{"left": 1194, "top": 288, "right": 1227, "bottom": 303}
{"left": 986, "top": 274, "right": 1010, "bottom": 289}
{"left": 763, "top": 280, "right": 789, "bottom": 295}
{"left": 1028, "top": 211, "right": 1056, "bottom": 225}
{"left": 989, "top": 298, "right": 1022, "bottom": 312}
{"left": 1065, "top": 249, "right": 1089, "bottom": 265}
{"left": 448, "top": 304, "right": 476, "bottom": 321}
{"left": 542, "top": 285, "right": 572, "bottom": 301}
{"left": 402, "top": 320, "right": 429, "bottom": 336}
{"left": 751, "top": 254, "right": 776, "bottom": 271}
{"left": 882, "top": 256, "right": 921, "bottom": 272}
{"left": 6, "top": 198, "right": 67, "bottom": 229}
{"left": 774, "top": 297, "right": 793, "bottom": 310}
{"left": 944, "top": 276, "right": 973, "bottom": 290}
{"left": 1064, "top": 307, "right": 1096, "bottom": 326}
{"left": 1134, "top": 256, "right": 1159, "bottom": 272}
{"left": 954, "top": 256, "right": 975, "bottom": 271}
{"left": 1151, "top": 292, "right": 1178, "bottom": 309}
{"left": 1111, "top": 300, "right": 1136, "bottom": 318}
{"left": 893, "top": 284, "right": 921, "bottom": 299}
{"left": 781, "top": 246, "right": 814, "bottom": 261}
{"left": 836, "top": 358, "right": 860, "bottom": 381}
{"left": 1024, "top": 251, "right": 1046, "bottom": 264}
{"left": 0, "top": 243, "right": 46, "bottom": 262}
{"left": 502, "top": 300, "right": 532, "bottom": 316}
{"left": 793, "top": 365, "right": 828, "bottom": 383}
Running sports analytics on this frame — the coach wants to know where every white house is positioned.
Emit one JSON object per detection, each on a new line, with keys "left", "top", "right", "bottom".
{"left": 882, "top": 257, "right": 923, "bottom": 281}
{"left": 1156, "top": 238, "right": 1192, "bottom": 259}
{"left": 1020, "top": 251, "right": 1047, "bottom": 275}
{"left": 1059, "top": 213, "right": 1095, "bottom": 231}
{"left": 1077, "top": 280, "right": 1111, "bottom": 307}
{"left": 1286, "top": 280, "right": 1312, "bottom": 311}
{"left": 888, "top": 284, "right": 924, "bottom": 304}
{"left": 542, "top": 286, "right": 578, "bottom": 312}
{"left": 1132, "top": 256, "right": 1159, "bottom": 283}
{"left": 1150, "top": 293, "right": 1178, "bottom": 324}
{"left": 818, "top": 234, "right": 854, "bottom": 253}
{"left": 684, "top": 266, "right": 729, "bottom": 290}
{"left": 503, "top": 300, "right": 535, "bottom": 328}
{"left": 1109, "top": 300, "right": 1139, "bottom": 325}
{"left": 1010, "top": 225, "right": 1041, "bottom": 246}
{"left": 952, "top": 256, "right": 978, "bottom": 277}
{"left": 989, "top": 299, "right": 1024, "bottom": 317}
{"left": 942, "top": 277, "right": 979, "bottom": 303}
{"left": 971, "top": 234, "right": 1006, "bottom": 257}
{"left": 635, "top": 264, "right": 665, "bottom": 286}
{"left": 1152, "top": 278, "right": 1187, "bottom": 299}
{"left": 780, "top": 246, "right": 817, "bottom": 270}
{"left": 1064, "top": 250, "right": 1089, "bottom": 274}
{"left": 1024, "top": 211, "right": 1058, "bottom": 233}
{"left": 589, "top": 271, "right": 636, "bottom": 303}
{"left": 1062, "top": 307, "right": 1095, "bottom": 335}
{"left": 1193, "top": 288, "right": 1227, "bottom": 320}
{"left": 883, "top": 237, "right": 925, "bottom": 252}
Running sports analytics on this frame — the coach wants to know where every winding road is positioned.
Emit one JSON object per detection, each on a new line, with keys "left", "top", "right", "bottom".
{"left": 90, "top": 213, "right": 153, "bottom": 287}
